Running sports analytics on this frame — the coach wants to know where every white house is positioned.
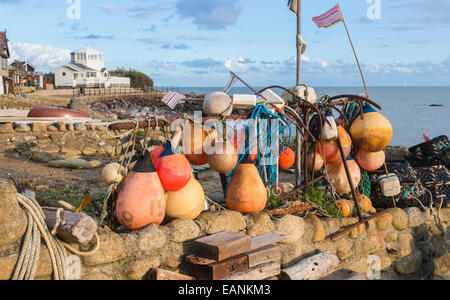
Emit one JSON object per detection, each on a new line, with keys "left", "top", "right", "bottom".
{"left": 54, "top": 46, "right": 130, "bottom": 89}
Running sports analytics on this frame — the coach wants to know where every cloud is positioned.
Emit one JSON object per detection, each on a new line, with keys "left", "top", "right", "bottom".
{"left": 9, "top": 42, "right": 71, "bottom": 72}
{"left": 80, "top": 34, "right": 114, "bottom": 40}
{"left": 182, "top": 58, "right": 224, "bottom": 70}
{"left": 97, "top": 4, "right": 119, "bottom": 14}
{"left": 161, "top": 43, "right": 190, "bottom": 50}
{"left": 224, "top": 57, "right": 257, "bottom": 72}
{"left": 176, "top": 0, "right": 242, "bottom": 30}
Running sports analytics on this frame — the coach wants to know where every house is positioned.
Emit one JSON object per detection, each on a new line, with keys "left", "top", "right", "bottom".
{"left": 0, "top": 31, "right": 12, "bottom": 95}
{"left": 54, "top": 46, "right": 130, "bottom": 89}
{"left": 9, "top": 60, "right": 37, "bottom": 88}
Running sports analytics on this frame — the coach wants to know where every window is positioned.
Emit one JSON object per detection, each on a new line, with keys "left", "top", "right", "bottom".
{"left": 1, "top": 57, "right": 6, "bottom": 70}
{"left": 74, "top": 73, "right": 79, "bottom": 80}
{"left": 62, "top": 72, "right": 66, "bottom": 76}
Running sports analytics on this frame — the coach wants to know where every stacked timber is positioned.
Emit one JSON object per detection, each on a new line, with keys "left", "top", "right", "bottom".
{"left": 187, "top": 231, "right": 284, "bottom": 280}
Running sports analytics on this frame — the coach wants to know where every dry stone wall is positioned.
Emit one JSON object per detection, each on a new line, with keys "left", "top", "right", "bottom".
{"left": 0, "top": 179, "right": 448, "bottom": 280}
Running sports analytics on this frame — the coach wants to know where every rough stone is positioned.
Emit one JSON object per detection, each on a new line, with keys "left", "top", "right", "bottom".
{"left": 48, "top": 159, "right": 101, "bottom": 169}
{"left": 393, "top": 251, "right": 423, "bottom": 275}
{"left": 340, "top": 218, "right": 365, "bottom": 239}
{"left": 274, "top": 215, "right": 305, "bottom": 244}
{"left": 405, "top": 207, "right": 425, "bottom": 228}
{"left": 15, "top": 124, "right": 31, "bottom": 132}
{"left": 441, "top": 208, "right": 450, "bottom": 224}
{"left": 306, "top": 215, "right": 326, "bottom": 242}
{"left": 162, "top": 219, "right": 200, "bottom": 243}
{"left": 412, "top": 223, "right": 430, "bottom": 242}
{"left": 0, "top": 245, "right": 53, "bottom": 280}
{"left": 398, "top": 232, "right": 414, "bottom": 258}
{"left": 74, "top": 123, "right": 87, "bottom": 132}
{"left": 335, "top": 237, "right": 355, "bottom": 261}
{"left": 0, "top": 181, "right": 27, "bottom": 247}
{"left": 384, "top": 229, "right": 399, "bottom": 243}
{"left": 125, "top": 257, "right": 160, "bottom": 280}
{"left": 137, "top": 225, "right": 167, "bottom": 255}
{"left": 82, "top": 229, "right": 125, "bottom": 266}
{"left": 31, "top": 151, "right": 79, "bottom": 164}
{"left": 0, "top": 123, "right": 14, "bottom": 134}
{"left": 47, "top": 125, "right": 58, "bottom": 132}
{"left": 321, "top": 218, "right": 340, "bottom": 236}
{"left": 362, "top": 233, "right": 383, "bottom": 255}
{"left": 245, "top": 213, "right": 275, "bottom": 237}
{"left": 32, "top": 123, "right": 47, "bottom": 133}
{"left": 391, "top": 208, "right": 408, "bottom": 231}
{"left": 279, "top": 240, "right": 303, "bottom": 266}
{"left": 159, "top": 241, "right": 186, "bottom": 269}
{"left": 433, "top": 253, "right": 450, "bottom": 277}
{"left": 60, "top": 147, "right": 81, "bottom": 155}
{"left": 82, "top": 147, "right": 97, "bottom": 156}
{"left": 195, "top": 211, "right": 246, "bottom": 235}
{"left": 376, "top": 212, "right": 393, "bottom": 231}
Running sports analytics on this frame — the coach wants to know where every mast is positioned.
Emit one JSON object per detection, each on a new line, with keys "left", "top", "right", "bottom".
{"left": 295, "top": 0, "right": 303, "bottom": 186}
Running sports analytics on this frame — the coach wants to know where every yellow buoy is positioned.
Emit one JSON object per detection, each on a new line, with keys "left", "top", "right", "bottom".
{"left": 165, "top": 177, "right": 205, "bottom": 220}
{"left": 102, "top": 163, "right": 124, "bottom": 185}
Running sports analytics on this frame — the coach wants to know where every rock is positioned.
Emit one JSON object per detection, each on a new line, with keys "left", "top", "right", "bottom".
{"left": 137, "top": 225, "right": 166, "bottom": 255}
{"left": 376, "top": 212, "right": 393, "bottom": 231}
{"left": 160, "top": 241, "right": 186, "bottom": 269}
{"left": 433, "top": 253, "right": 450, "bottom": 277}
{"left": 340, "top": 218, "right": 365, "bottom": 239}
{"left": 441, "top": 208, "right": 450, "bottom": 224}
{"left": 82, "top": 147, "right": 97, "bottom": 156}
{"left": 162, "top": 219, "right": 200, "bottom": 243}
{"left": 47, "top": 125, "right": 58, "bottom": 132}
{"left": 0, "top": 123, "right": 14, "bottom": 134}
{"left": 245, "top": 213, "right": 275, "bottom": 237}
{"left": 391, "top": 208, "right": 408, "bottom": 231}
{"left": 306, "top": 215, "right": 325, "bottom": 242}
{"left": 321, "top": 218, "right": 340, "bottom": 236}
{"left": 398, "top": 232, "right": 414, "bottom": 258}
{"left": 412, "top": 223, "right": 430, "bottom": 242}
{"left": 335, "top": 237, "right": 354, "bottom": 261}
{"left": 31, "top": 152, "right": 79, "bottom": 164}
{"left": 385, "top": 146, "right": 409, "bottom": 162}
{"left": 48, "top": 159, "right": 101, "bottom": 169}
{"left": 96, "top": 125, "right": 107, "bottom": 132}
{"left": 0, "top": 181, "right": 27, "bottom": 247}
{"left": 195, "top": 211, "right": 246, "bottom": 235}
{"left": 125, "top": 257, "right": 160, "bottom": 280}
{"left": 60, "top": 147, "right": 81, "bottom": 155}
{"left": 15, "top": 124, "right": 31, "bottom": 132}
{"left": 362, "top": 234, "right": 383, "bottom": 255}
{"left": 82, "top": 229, "right": 125, "bottom": 266}
{"left": 74, "top": 123, "right": 87, "bottom": 132}
{"left": 394, "top": 251, "right": 422, "bottom": 275}
{"left": 279, "top": 240, "right": 303, "bottom": 266}
{"left": 32, "top": 123, "right": 47, "bottom": 133}
{"left": 274, "top": 215, "right": 305, "bottom": 244}
{"left": 405, "top": 207, "right": 425, "bottom": 228}
{"left": 384, "top": 229, "right": 398, "bottom": 243}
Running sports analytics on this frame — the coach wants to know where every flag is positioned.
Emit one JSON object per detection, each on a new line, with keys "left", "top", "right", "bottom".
{"left": 312, "top": 4, "right": 343, "bottom": 28}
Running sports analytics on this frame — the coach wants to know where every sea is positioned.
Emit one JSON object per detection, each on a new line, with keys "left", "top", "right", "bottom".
{"left": 171, "top": 86, "right": 450, "bottom": 148}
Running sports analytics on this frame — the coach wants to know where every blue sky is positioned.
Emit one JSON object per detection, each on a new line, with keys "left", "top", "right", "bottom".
{"left": 1, "top": 0, "right": 450, "bottom": 87}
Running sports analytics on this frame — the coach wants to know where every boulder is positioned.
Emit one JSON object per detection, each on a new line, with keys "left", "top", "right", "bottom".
{"left": 82, "top": 147, "right": 97, "bottom": 156}
{"left": 393, "top": 250, "right": 423, "bottom": 275}
{"left": 125, "top": 257, "right": 160, "bottom": 280}
{"left": 405, "top": 207, "right": 425, "bottom": 228}
{"left": 245, "top": 213, "right": 275, "bottom": 237}
{"left": 82, "top": 229, "right": 125, "bottom": 266}
{"left": 15, "top": 124, "right": 31, "bottom": 132}
{"left": 391, "top": 208, "right": 408, "bottom": 231}
{"left": 376, "top": 212, "right": 393, "bottom": 231}
{"left": 306, "top": 215, "right": 325, "bottom": 242}
{"left": 137, "top": 225, "right": 166, "bottom": 255}
{"left": 279, "top": 240, "right": 303, "bottom": 266}
{"left": 274, "top": 215, "right": 305, "bottom": 244}
{"left": 195, "top": 211, "right": 246, "bottom": 235}
{"left": 0, "top": 123, "right": 14, "bottom": 134}
{"left": 398, "top": 232, "right": 414, "bottom": 258}
{"left": 162, "top": 219, "right": 200, "bottom": 243}
{"left": 32, "top": 123, "right": 47, "bottom": 133}
{"left": 0, "top": 181, "right": 27, "bottom": 247}
{"left": 31, "top": 152, "right": 79, "bottom": 164}
{"left": 48, "top": 159, "right": 101, "bottom": 169}
{"left": 335, "top": 237, "right": 355, "bottom": 261}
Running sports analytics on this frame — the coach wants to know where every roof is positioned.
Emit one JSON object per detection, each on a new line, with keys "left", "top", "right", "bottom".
{"left": 71, "top": 46, "right": 102, "bottom": 54}
{"left": 10, "top": 60, "right": 37, "bottom": 71}
{"left": 0, "top": 31, "right": 10, "bottom": 58}
{"left": 69, "top": 63, "right": 98, "bottom": 72}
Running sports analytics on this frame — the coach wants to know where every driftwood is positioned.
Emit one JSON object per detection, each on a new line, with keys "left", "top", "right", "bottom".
{"left": 193, "top": 231, "right": 251, "bottom": 261}
{"left": 43, "top": 210, "right": 97, "bottom": 244}
{"left": 245, "top": 245, "right": 281, "bottom": 268}
{"left": 187, "top": 255, "right": 249, "bottom": 280}
{"left": 266, "top": 201, "right": 313, "bottom": 216}
{"left": 279, "top": 251, "right": 340, "bottom": 280}
{"left": 222, "top": 262, "right": 281, "bottom": 281}
{"left": 148, "top": 269, "right": 194, "bottom": 281}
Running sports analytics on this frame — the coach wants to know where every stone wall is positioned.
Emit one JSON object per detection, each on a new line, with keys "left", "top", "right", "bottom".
{"left": 0, "top": 180, "right": 448, "bottom": 280}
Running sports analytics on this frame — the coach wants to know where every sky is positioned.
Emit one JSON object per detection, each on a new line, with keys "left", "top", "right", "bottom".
{"left": 1, "top": 0, "right": 450, "bottom": 87}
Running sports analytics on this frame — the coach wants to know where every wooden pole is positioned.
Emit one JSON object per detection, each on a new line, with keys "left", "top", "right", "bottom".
{"left": 295, "top": 0, "right": 303, "bottom": 186}
{"left": 339, "top": 10, "right": 369, "bottom": 98}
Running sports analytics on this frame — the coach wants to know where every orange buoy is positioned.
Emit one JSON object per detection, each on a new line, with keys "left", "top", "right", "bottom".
{"left": 226, "top": 157, "right": 267, "bottom": 214}
{"left": 165, "top": 177, "right": 205, "bottom": 220}
{"left": 308, "top": 152, "right": 325, "bottom": 171}
{"left": 336, "top": 199, "right": 353, "bottom": 217}
{"left": 326, "top": 158, "right": 361, "bottom": 194}
{"left": 355, "top": 149, "right": 385, "bottom": 171}
{"left": 155, "top": 142, "right": 192, "bottom": 191}
{"left": 207, "top": 141, "right": 239, "bottom": 174}
{"left": 184, "top": 125, "right": 217, "bottom": 166}
{"left": 317, "top": 126, "right": 352, "bottom": 164}
{"left": 150, "top": 144, "right": 164, "bottom": 166}
{"left": 279, "top": 147, "right": 295, "bottom": 169}
{"left": 115, "top": 151, "right": 166, "bottom": 230}
{"left": 350, "top": 104, "right": 393, "bottom": 152}
{"left": 357, "top": 194, "right": 373, "bottom": 213}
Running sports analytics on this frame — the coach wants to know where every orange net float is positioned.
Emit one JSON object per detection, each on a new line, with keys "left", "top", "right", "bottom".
{"left": 355, "top": 149, "right": 386, "bottom": 171}
{"left": 317, "top": 126, "right": 352, "bottom": 164}
{"left": 279, "top": 147, "right": 295, "bottom": 169}
{"left": 115, "top": 151, "right": 166, "bottom": 230}
{"left": 165, "top": 177, "right": 205, "bottom": 220}
{"left": 326, "top": 157, "right": 361, "bottom": 195}
{"left": 226, "top": 156, "right": 267, "bottom": 214}
{"left": 357, "top": 194, "right": 373, "bottom": 213}
{"left": 184, "top": 125, "right": 217, "bottom": 166}
{"left": 336, "top": 199, "right": 353, "bottom": 217}
{"left": 155, "top": 142, "right": 192, "bottom": 192}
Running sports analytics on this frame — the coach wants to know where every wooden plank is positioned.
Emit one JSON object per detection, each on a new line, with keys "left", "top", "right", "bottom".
{"left": 320, "top": 269, "right": 364, "bottom": 280}
{"left": 186, "top": 255, "right": 249, "bottom": 280}
{"left": 221, "top": 262, "right": 281, "bottom": 281}
{"left": 279, "top": 251, "right": 340, "bottom": 280}
{"left": 250, "top": 233, "right": 285, "bottom": 251}
{"left": 148, "top": 269, "right": 194, "bottom": 281}
{"left": 245, "top": 245, "right": 281, "bottom": 268}
{"left": 193, "top": 231, "right": 251, "bottom": 262}
{"left": 43, "top": 210, "right": 97, "bottom": 244}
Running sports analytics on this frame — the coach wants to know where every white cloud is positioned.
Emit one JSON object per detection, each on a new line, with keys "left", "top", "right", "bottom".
{"left": 10, "top": 42, "right": 71, "bottom": 72}
{"left": 224, "top": 56, "right": 249, "bottom": 72}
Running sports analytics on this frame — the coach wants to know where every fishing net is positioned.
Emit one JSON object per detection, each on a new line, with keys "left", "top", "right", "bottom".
{"left": 359, "top": 171, "right": 372, "bottom": 198}
{"left": 415, "top": 165, "right": 450, "bottom": 207}
{"left": 408, "top": 135, "right": 449, "bottom": 169}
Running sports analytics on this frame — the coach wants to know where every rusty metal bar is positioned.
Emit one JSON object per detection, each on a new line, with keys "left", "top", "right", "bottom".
{"left": 328, "top": 210, "right": 389, "bottom": 240}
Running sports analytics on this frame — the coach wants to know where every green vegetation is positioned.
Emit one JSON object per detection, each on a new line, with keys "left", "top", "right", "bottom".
{"left": 111, "top": 68, "right": 154, "bottom": 91}
{"left": 303, "top": 185, "right": 342, "bottom": 219}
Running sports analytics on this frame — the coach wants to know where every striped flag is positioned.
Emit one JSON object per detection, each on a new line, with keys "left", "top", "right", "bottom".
{"left": 312, "top": 4, "right": 343, "bottom": 28}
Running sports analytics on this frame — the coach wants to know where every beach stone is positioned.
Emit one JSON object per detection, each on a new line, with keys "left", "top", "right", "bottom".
{"left": 274, "top": 215, "right": 305, "bottom": 244}
{"left": 405, "top": 207, "right": 425, "bottom": 228}
{"left": 82, "top": 229, "right": 125, "bottom": 266}
{"left": 398, "top": 232, "right": 414, "bottom": 258}
{"left": 0, "top": 181, "right": 27, "bottom": 247}
{"left": 74, "top": 123, "right": 87, "bottom": 132}
{"left": 82, "top": 147, "right": 97, "bottom": 156}
{"left": 322, "top": 218, "right": 340, "bottom": 236}
{"left": 306, "top": 215, "right": 325, "bottom": 242}
{"left": 376, "top": 212, "right": 393, "bottom": 231}
{"left": 340, "top": 218, "right": 365, "bottom": 239}
{"left": 394, "top": 250, "right": 422, "bottom": 275}
{"left": 391, "top": 208, "right": 408, "bottom": 231}
{"left": 412, "top": 223, "right": 430, "bottom": 241}
{"left": 162, "top": 219, "right": 200, "bottom": 243}
{"left": 60, "top": 147, "right": 81, "bottom": 155}
{"left": 362, "top": 234, "right": 383, "bottom": 255}
{"left": 48, "top": 159, "right": 101, "bottom": 169}
{"left": 335, "top": 237, "right": 354, "bottom": 261}
{"left": 245, "top": 213, "right": 275, "bottom": 237}
{"left": 160, "top": 241, "right": 186, "bottom": 269}
{"left": 47, "top": 125, "right": 58, "bottom": 132}
{"left": 32, "top": 123, "right": 47, "bottom": 133}
{"left": 0, "top": 123, "right": 14, "bottom": 134}
{"left": 195, "top": 211, "right": 246, "bottom": 234}
{"left": 279, "top": 240, "right": 303, "bottom": 266}
{"left": 15, "top": 124, "right": 31, "bottom": 132}
{"left": 96, "top": 125, "right": 107, "bottom": 132}
{"left": 137, "top": 225, "right": 166, "bottom": 255}
{"left": 384, "top": 229, "right": 399, "bottom": 243}
{"left": 125, "top": 257, "right": 160, "bottom": 280}
{"left": 31, "top": 152, "right": 79, "bottom": 164}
